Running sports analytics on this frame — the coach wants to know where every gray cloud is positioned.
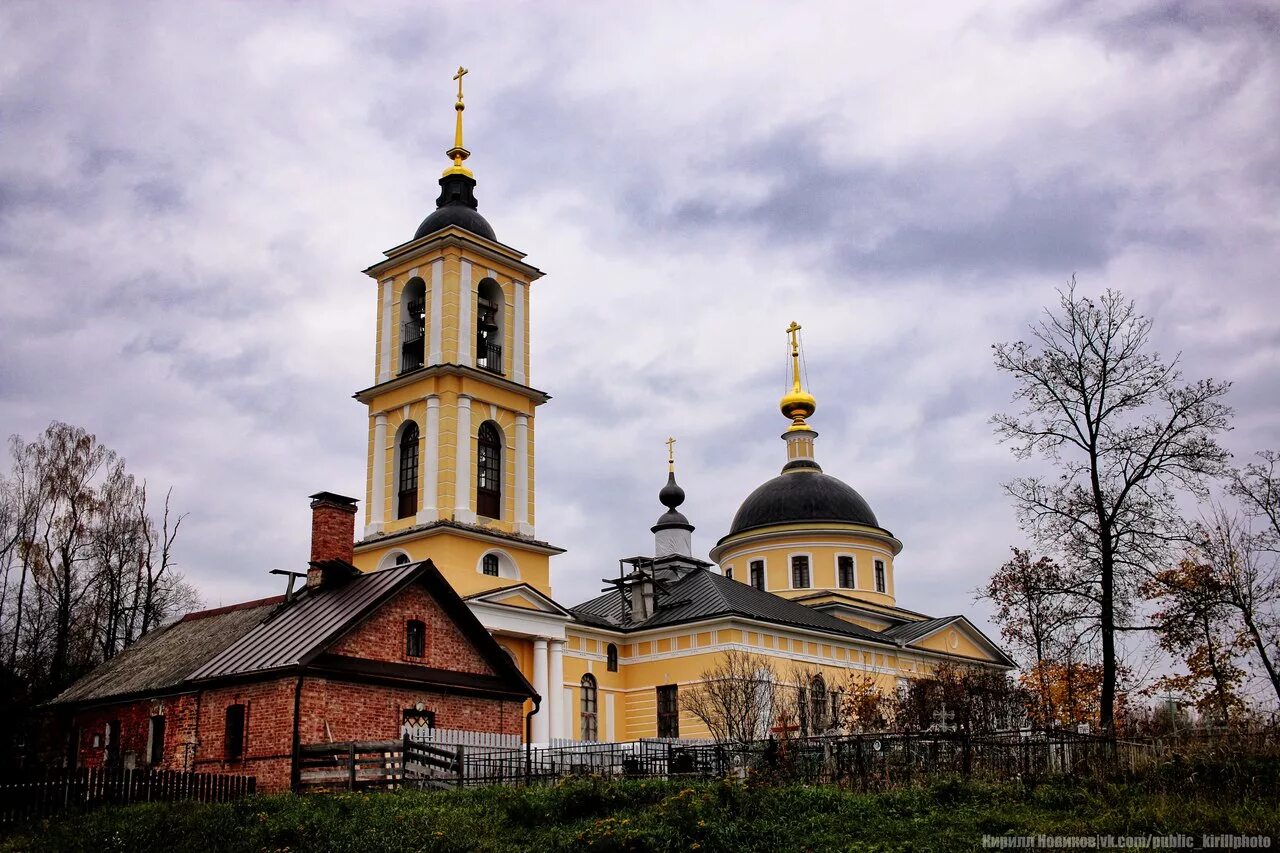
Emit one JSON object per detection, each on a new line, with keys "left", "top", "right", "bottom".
{"left": 0, "top": 0, "right": 1276, "bottom": 648}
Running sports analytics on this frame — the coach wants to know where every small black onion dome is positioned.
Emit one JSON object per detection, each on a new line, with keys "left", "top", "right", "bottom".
{"left": 659, "top": 472, "right": 685, "bottom": 510}
{"left": 727, "top": 468, "right": 879, "bottom": 536}
{"left": 414, "top": 172, "right": 496, "bottom": 242}
{"left": 653, "top": 472, "right": 692, "bottom": 532}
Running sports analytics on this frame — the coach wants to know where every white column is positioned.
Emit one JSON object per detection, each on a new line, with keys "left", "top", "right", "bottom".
{"left": 428, "top": 259, "right": 444, "bottom": 365}
{"left": 513, "top": 280, "right": 526, "bottom": 385}
{"left": 378, "top": 279, "right": 393, "bottom": 382}
{"left": 418, "top": 395, "right": 440, "bottom": 522}
{"left": 547, "top": 639, "right": 564, "bottom": 743}
{"left": 367, "top": 413, "right": 388, "bottom": 535}
{"left": 453, "top": 395, "right": 474, "bottom": 524}
{"left": 532, "top": 638, "right": 549, "bottom": 744}
{"left": 456, "top": 260, "right": 473, "bottom": 366}
{"left": 514, "top": 414, "right": 531, "bottom": 536}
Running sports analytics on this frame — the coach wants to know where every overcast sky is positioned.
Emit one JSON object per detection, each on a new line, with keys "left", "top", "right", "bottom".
{"left": 1, "top": 1, "right": 1277, "bottom": 634}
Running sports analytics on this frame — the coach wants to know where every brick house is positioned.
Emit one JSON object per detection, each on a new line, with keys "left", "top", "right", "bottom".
{"left": 47, "top": 493, "right": 535, "bottom": 792}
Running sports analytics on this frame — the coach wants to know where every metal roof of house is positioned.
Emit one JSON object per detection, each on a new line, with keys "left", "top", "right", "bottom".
{"left": 49, "top": 597, "right": 283, "bottom": 706}
{"left": 190, "top": 562, "right": 419, "bottom": 681}
{"left": 570, "top": 568, "right": 888, "bottom": 643}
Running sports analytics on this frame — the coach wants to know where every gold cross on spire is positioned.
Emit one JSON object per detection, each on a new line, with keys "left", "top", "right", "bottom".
{"left": 444, "top": 66, "right": 473, "bottom": 177}
{"left": 666, "top": 436, "right": 676, "bottom": 472}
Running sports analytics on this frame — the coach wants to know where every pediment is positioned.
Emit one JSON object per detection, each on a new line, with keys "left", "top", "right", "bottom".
{"left": 465, "top": 583, "right": 572, "bottom": 616}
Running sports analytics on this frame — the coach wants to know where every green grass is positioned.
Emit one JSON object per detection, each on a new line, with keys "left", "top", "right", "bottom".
{"left": 6, "top": 776, "right": 1277, "bottom": 852}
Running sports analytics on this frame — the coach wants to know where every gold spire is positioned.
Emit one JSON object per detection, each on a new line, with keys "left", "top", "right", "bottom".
{"left": 779, "top": 321, "right": 817, "bottom": 431}
{"left": 666, "top": 436, "right": 676, "bottom": 473}
{"left": 443, "top": 66, "right": 473, "bottom": 178}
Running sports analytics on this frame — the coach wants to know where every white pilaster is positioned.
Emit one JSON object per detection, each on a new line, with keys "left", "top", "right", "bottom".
{"left": 453, "top": 394, "right": 474, "bottom": 524}
{"left": 532, "top": 638, "right": 549, "bottom": 744}
{"left": 456, "top": 260, "right": 473, "bottom": 366}
{"left": 428, "top": 259, "right": 444, "bottom": 365}
{"left": 418, "top": 395, "right": 440, "bottom": 522}
{"left": 604, "top": 692, "right": 616, "bottom": 742}
{"left": 513, "top": 280, "right": 527, "bottom": 385}
{"left": 367, "top": 413, "right": 388, "bottom": 535}
{"left": 514, "top": 414, "right": 532, "bottom": 536}
{"left": 548, "top": 639, "right": 565, "bottom": 743}
{"left": 378, "top": 279, "right": 393, "bottom": 382}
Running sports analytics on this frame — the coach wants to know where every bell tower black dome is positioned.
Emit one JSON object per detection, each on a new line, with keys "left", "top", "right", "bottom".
{"left": 414, "top": 172, "right": 496, "bottom": 242}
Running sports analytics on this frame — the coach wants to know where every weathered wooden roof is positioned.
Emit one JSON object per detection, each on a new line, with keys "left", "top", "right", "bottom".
{"left": 49, "top": 597, "right": 284, "bottom": 706}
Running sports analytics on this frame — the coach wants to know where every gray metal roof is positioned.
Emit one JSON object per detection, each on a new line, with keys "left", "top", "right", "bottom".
{"left": 570, "top": 569, "right": 888, "bottom": 643}
{"left": 50, "top": 598, "right": 283, "bottom": 705}
{"left": 190, "top": 562, "right": 418, "bottom": 681}
{"left": 879, "top": 615, "right": 960, "bottom": 645}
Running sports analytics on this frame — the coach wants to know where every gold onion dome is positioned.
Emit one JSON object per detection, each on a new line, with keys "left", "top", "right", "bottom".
{"left": 779, "top": 321, "right": 817, "bottom": 429}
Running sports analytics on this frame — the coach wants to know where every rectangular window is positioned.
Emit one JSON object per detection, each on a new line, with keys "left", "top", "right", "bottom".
{"left": 482, "top": 554, "right": 500, "bottom": 577}
{"left": 225, "top": 704, "right": 246, "bottom": 760}
{"left": 656, "top": 685, "right": 679, "bottom": 738}
{"left": 148, "top": 715, "right": 166, "bottom": 765}
{"left": 406, "top": 619, "right": 426, "bottom": 658}
{"left": 837, "top": 556, "right": 855, "bottom": 589}
{"left": 749, "top": 560, "right": 765, "bottom": 591}
{"left": 791, "top": 555, "right": 810, "bottom": 589}
{"left": 725, "top": 566, "right": 733, "bottom": 581}
{"left": 106, "top": 720, "right": 121, "bottom": 766}
{"left": 874, "top": 560, "right": 886, "bottom": 593}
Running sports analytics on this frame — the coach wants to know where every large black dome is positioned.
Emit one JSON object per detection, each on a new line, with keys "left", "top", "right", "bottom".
{"left": 414, "top": 172, "right": 496, "bottom": 242}
{"left": 727, "top": 469, "right": 879, "bottom": 536}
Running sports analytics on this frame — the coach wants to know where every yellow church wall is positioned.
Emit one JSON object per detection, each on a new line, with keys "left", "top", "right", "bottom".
{"left": 353, "top": 532, "right": 552, "bottom": 597}
{"left": 718, "top": 533, "right": 898, "bottom": 607}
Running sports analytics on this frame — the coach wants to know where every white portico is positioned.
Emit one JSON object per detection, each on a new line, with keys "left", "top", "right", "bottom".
{"left": 464, "top": 584, "right": 573, "bottom": 744}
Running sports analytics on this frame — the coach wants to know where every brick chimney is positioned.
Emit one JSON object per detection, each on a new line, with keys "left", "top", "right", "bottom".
{"left": 308, "top": 491, "right": 358, "bottom": 589}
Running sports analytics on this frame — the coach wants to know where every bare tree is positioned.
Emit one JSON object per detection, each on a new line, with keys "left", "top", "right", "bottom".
{"left": 684, "top": 650, "right": 777, "bottom": 745}
{"left": 992, "top": 284, "right": 1232, "bottom": 731}
{"left": 1192, "top": 504, "right": 1280, "bottom": 706}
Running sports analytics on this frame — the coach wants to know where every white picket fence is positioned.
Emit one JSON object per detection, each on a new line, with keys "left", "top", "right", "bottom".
{"left": 401, "top": 725, "right": 521, "bottom": 750}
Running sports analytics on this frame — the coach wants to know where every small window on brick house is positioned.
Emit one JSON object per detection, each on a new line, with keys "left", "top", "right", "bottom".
{"left": 838, "top": 555, "right": 855, "bottom": 589}
{"left": 148, "top": 715, "right": 166, "bottom": 765}
{"left": 225, "top": 704, "right": 246, "bottom": 760}
{"left": 657, "top": 685, "right": 679, "bottom": 738}
{"left": 105, "top": 720, "right": 121, "bottom": 766}
{"left": 791, "top": 555, "right": 810, "bottom": 589}
{"left": 606, "top": 643, "right": 618, "bottom": 672}
{"left": 406, "top": 619, "right": 426, "bottom": 658}
{"left": 482, "top": 554, "right": 500, "bottom": 577}
{"left": 874, "top": 560, "right": 886, "bottom": 593}
{"left": 750, "top": 560, "right": 765, "bottom": 591}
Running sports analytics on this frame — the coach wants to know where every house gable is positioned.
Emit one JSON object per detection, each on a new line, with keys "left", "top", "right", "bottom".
{"left": 901, "top": 617, "right": 1013, "bottom": 666}
{"left": 328, "top": 581, "right": 494, "bottom": 675}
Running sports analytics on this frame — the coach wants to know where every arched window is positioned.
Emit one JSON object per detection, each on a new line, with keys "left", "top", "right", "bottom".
{"left": 397, "top": 422, "right": 419, "bottom": 519}
{"left": 476, "top": 278, "right": 504, "bottom": 374}
{"left": 394, "top": 553, "right": 411, "bottom": 566}
{"left": 580, "top": 674, "right": 598, "bottom": 742}
{"left": 606, "top": 643, "right": 618, "bottom": 672}
{"left": 476, "top": 421, "right": 502, "bottom": 519}
{"left": 809, "top": 675, "right": 827, "bottom": 734}
{"left": 482, "top": 554, "right": 499, "bottom": 577}
{"left": 400, "top": 277, "right": 426, "bottom": 373}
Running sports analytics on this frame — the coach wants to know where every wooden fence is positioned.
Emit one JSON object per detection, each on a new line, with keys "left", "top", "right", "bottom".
{"left": 0, "top": 767, "right": 256, "bottom": 826}
{"left": 297, "top": 735, "right": 466, "bottom": 791}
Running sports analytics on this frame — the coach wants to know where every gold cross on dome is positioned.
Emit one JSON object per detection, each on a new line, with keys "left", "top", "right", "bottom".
{"left": 666, "top": 436, "right": 676, "bottom": 469}
{"left": 453, "top": 66, "right": 469, "bottom": 102}
{"left": 786, "top": 321, "right": 802, "bottom": 354}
